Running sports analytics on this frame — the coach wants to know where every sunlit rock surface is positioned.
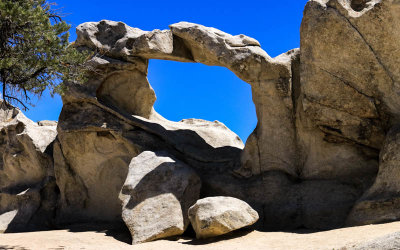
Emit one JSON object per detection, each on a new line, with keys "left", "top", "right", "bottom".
{"left": 1, "top": 1, "right": 400, "bottom": 244}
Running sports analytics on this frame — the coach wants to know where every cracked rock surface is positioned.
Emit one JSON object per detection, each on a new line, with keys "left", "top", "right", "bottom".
{"left": 299, "top": 0, "right": 400, "bottom": 226}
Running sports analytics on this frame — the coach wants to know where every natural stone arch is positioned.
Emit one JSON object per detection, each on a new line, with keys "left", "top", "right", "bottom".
{"left": 50, "top": 20, "right": 301, "bottom": 228}
{"left": 2, "top": 0, "right": 400, "bottom": 235}
{"left": 75, "top": 20, "right": 299, "bottom": 178}
{"left": 56, "top": 1, "right": 400, "bottom": 230}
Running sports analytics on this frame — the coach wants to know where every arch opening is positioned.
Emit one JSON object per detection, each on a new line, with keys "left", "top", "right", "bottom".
{"left": 147, "top": 59, "right": 257, "bottom": 142}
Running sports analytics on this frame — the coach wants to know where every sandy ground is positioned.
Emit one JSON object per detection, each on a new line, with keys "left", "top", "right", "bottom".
{"left": 0, "top": 221, "right": 400, "bottom": 250}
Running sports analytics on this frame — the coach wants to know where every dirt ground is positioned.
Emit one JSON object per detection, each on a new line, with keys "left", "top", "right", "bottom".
{"left": 0, "top": 221, "right": 399, "bottom": 250}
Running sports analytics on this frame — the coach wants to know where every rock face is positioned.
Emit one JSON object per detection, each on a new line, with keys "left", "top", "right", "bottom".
{"left": 119, "top": 151, "right": 201, "bottom": 244}
{"left": 56, "top": 0, "right": 400, "bottom": 232}
{"left": 1, "top": 0, "right": 399, "bottom": 238}
{"left": 53, "top": 20, "right": 248, "bottom": 225}
{"left": 74, "top": 20, "right": 296, "bottom": 177}
{"left": 188, "top": 197, "right": 259, "bottom": 239}
{"left": 0, "top": 105, "right": 57, "bottom": 232}
{"left": 60, "top": 19, "right": 297, "bottom": 229}
{"left": 54, "top": 92, "right": 242, "bottom": 224}
{"left": 299, "top": 0, "right": 400, "bottom": 226}
{"left": 347, "top": 125, "right": 400, "bottom": 226}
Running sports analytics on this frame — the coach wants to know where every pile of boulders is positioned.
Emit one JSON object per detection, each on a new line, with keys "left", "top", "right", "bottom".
{"left": 120, "top": 150, "right": 258, "bottom": 244}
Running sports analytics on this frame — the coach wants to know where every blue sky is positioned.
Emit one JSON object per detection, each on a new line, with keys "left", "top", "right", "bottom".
{"left": 24, "top": 0, "right": 308, "bottom": 141}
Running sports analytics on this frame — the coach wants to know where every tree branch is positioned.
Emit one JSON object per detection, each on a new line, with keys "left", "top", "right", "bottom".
{"left": 4, "top": 94, "right": 28, "bottom": 110}
{"left": 10, "top": 67, "right": 46, "bottom": 86}
{"left": 48, "top": 14, "right": 62, "bottom": 23}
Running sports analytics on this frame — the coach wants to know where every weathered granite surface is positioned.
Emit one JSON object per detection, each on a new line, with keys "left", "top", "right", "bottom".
{"left": 54, "top": 0, "right": 400, "bottom": 230}
{"left": 1, "top": 0, "right": 400, "bottom": 242}
{"left": 0, "top": 105, "right": 57, "bottom": 232}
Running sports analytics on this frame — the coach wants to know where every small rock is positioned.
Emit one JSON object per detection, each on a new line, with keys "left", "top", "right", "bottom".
{"left": 188, "top": 196, "right": 259, "bottom": 239}
{"left": 37, "top": 120, "right": 57, "bottom": 127}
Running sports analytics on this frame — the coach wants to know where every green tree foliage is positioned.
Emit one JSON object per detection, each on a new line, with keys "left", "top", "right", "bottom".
{"left": 0, "top": 0, "right": 89, "bottom": 109}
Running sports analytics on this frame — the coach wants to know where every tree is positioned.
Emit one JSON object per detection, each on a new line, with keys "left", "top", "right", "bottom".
{"left": 0, "top": 0, "right": 89, "bottom": 109}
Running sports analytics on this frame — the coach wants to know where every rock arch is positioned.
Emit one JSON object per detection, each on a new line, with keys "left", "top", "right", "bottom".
{"left": 53, "top": 0, "right": 400, "bottom": 230}
{"left": 74, "top": 20, "right": 299, "bottom": 178}
{"left": 53, "top": 20, "right": 299, "bottom": 228}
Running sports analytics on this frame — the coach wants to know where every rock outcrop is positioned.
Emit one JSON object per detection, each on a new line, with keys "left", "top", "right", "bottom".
{"left": 1, "top": 0, "right": 400, "bottom": 243}
{"left": 60, "top": 19, "right": 298, "bottom": 230}
{"left": 188, "top": 196, "right": 259, "bottom": 239}
{"left": 0, "top": 105, "right": 57, "bottom": 232}
{"left": 119, "top": 151, "right": 201, "bottom": 244}
{"left": 56, "top": 0, "right": 400, "bottom": 231}
{"left": 54, "top": 86, "right": 242, "bottom": 224}
{"left": 299, "top": 0, "right": 400, "bottom": 226}
{"left": 53, "top": 20, "right": 256, "bottom": 225}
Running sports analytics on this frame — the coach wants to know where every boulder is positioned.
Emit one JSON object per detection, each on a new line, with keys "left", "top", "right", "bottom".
{"left": 0, "top": 104, "right": 57, "bottom": 232}
{"left": 188, "top": 196, "right": 259, "bottom": 239}
{"left": 119, "top": 151, "right": 201, "bottom": 244}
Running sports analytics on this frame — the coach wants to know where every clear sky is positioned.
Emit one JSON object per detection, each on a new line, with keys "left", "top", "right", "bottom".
{"left": 24, "top": 0, "right": 308, "bottom": 142}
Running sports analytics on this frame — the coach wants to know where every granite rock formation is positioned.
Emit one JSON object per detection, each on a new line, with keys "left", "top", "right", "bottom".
{"left": 0, "top": 0, "right": 399, "bottom": 244}
{"left": 300, "top": 0, "right": 400, "bottom": 227}
{"left": 47, "top": 0, "right": 400, "bottom": 231}
{"left": 62, "top": 19, "right": 299, "bottom": 230}
{"left": 0, "top": 105, "right": 57, "bottom": 232}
